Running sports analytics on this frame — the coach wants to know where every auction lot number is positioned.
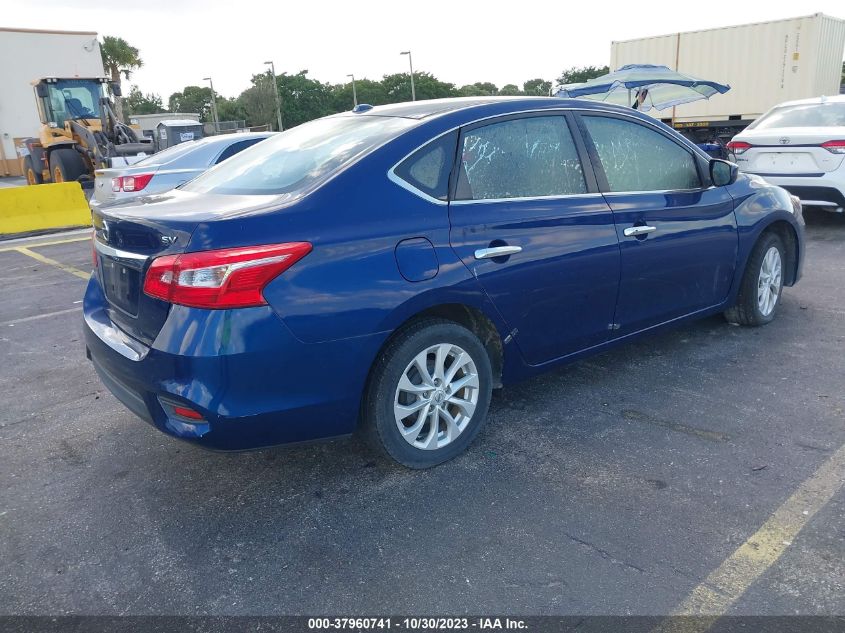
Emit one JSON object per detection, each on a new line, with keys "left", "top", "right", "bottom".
{"left": 308, "top": 618, "right": 527, "bottom": 630}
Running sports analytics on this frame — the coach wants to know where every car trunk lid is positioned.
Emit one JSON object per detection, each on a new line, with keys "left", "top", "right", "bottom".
{"left": 734, "top": 127, "right": 845, "bottom": 174}
{"left": 93, "top": 165, "right": 161, "bottom": 205}
{"left": 93, "top": 189, "right": 282, "bottom": 345}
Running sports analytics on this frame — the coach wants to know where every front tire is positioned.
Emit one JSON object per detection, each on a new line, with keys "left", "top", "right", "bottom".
{"left": 362, "top": 319, "right": 493, "bottom": 469}
{"left": 49, "top": 148, "right": 87, "bottom": 183}
{"left": 725, "top": 232, "right": 785, "bottom": 326}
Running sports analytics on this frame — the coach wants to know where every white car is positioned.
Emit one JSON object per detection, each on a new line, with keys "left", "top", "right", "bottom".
{"left": 727, "top": 95, "right": 845, "bottom": 213}
{"left": 89, "top": 132, "right": 273, "bottom": 212}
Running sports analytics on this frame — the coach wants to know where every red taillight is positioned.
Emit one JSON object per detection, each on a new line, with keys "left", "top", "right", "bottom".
{"left": 726, "top": 140, "right": 752, "bottom": 155}
{"left": 112, "top": 174, "right": 154, "bottom": 192}
{"left": 821, "top": 140, "right": 845, "bottom": 155}
{"left": 143, "top": 242, "right": 312, "bottom": 309}
{"left": 172, "top": 405, "right": 204, "bottom": 420}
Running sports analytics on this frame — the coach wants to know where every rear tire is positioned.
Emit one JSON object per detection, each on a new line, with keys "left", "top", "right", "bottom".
{"left": 24, "top": 155, "right": 43, "bottom": 185}
{"left": 49, "top": 148, "right": 87, "bottom": 183}
{"left": 362, "top": 318, "right": 493, "bottom": 469}
{"left": 724, "top": 232, "right": 785, "bottom": 326}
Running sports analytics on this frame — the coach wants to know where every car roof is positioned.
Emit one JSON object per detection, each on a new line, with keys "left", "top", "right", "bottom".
{"left": 191, "top": 131, "right": 275, "bottom": 145}
{"left": 767, "top": 94, "right": 845, "bottom": 109}
{"left": 349, "top": 96, "right": 589, "bottom": 120}
{"left": 156, "top": 132, "right": 273, "bottom": 155}
{"left": 119, "top": 132, "right": 274, "bottom": 171}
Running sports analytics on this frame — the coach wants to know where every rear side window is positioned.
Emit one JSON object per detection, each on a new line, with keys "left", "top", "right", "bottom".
{"left": 183, "top": 116, "right": 415, "bottom": 196}
{"left": 134, "top": 140, "right": 198, "bottom": 166}
{"left": 393, "top": 132, "right": 457, "bottom": 201}
{"left": 583, "top": 116, "right": 701, "bottom": 192}
{"left": 214, "top": 138, "right": 264, "bottom": 164}
{"left": 455, "top": 116, "right": 586, "bottom": 201}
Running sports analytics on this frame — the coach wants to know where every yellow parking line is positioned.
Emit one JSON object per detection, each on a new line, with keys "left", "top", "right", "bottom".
{"left": 654, "top": 441, "right": 845, "bottom": 633}
{"left": 0, "top": 235, "right": 90, "bottom": 253}
{"left": 13, "top": 247, "right": 90, "bottom": 281}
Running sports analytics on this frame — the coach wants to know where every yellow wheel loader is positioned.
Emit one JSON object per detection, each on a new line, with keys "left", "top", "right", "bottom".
{"left": 22, "top": 77, "right": 153, "bottom": 186}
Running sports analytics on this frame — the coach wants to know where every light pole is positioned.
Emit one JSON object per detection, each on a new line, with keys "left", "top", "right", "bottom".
{"left": 347, "top": 73, "right": 357, "bottom": 107}
{"left": 400, "top": 50, "right": 415, "bottom": 101}
{"left": 264, "top": 60, "right": 284, "bottom": 132}
{"left": 202, "top": 76, "right": 220, "bottom": 134}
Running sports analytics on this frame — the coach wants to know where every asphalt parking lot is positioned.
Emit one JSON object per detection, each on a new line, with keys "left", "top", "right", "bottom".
{"left": 1, "top": 211, "right": 843, "bottom": 619}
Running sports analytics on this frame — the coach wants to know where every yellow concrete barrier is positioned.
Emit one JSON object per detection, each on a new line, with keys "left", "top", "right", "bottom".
{"left": 0, "top": 182, "right": 91, "bottom": 236}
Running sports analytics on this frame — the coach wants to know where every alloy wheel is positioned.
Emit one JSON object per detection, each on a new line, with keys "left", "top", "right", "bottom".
{"left": 393, "top": 343, "right": 480, "bottom": 451}
{"left": 757, "top": 246, "right": 782, "bottom": 317}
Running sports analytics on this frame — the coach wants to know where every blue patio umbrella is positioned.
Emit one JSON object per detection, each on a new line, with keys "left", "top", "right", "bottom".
{"left": 554, "top": 64, "right": 730, "bottom": 112}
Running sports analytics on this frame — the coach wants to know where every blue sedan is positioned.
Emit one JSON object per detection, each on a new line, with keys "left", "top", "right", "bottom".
{"left": 84, "top": 97, "right": 805, "bottom": 468}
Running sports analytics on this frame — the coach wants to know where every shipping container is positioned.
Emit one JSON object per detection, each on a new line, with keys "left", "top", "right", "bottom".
{"left": 610, "top": 13, "right": 845, "bottom": 140}
{"left": 0, "top": 27, "right": 105, "bottom": 177}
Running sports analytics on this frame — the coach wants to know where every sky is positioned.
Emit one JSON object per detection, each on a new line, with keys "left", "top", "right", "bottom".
{"left": 4, "top": 0, "right": 845, "bottom": 100}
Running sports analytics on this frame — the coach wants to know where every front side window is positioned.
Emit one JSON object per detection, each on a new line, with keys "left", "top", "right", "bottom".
{"left": 583, "top": 116, "right": 701, "bottom": 192}
{"left": 456, "top": 116, "right": 586, "bottom": 201}
{"left": 183, "top": 115, "right": 415, "bottom": 196}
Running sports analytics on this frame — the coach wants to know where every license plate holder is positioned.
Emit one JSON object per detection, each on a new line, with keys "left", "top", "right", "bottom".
{"left": 761, "top": 152, "right": 816, "bottom": 172}
{"left": 101, "top": 257, "right": 141, "bottom": 316}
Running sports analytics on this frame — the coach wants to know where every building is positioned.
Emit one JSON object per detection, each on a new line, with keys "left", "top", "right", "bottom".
{"left": 0, "top": 27, "right": 105, "bottom": 177}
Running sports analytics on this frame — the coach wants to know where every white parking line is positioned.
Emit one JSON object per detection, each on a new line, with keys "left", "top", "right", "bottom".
{"left": 1, "top": 306, "right": 83, "bottom": 327}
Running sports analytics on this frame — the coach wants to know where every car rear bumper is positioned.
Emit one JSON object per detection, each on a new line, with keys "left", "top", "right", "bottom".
{"left": 745, "top": 172, "right": 845, "bottom": 210}
{"left": 83, "top": 273, "right": 384, "bottom": 450}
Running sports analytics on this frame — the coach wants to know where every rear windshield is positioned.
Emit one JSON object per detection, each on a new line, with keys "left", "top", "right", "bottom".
{"left": 134, "top": 140, "right": 201, "bottom": 166}
{"left": 749, "top": 102, "right": 845, "bottom": 129}
{"left": 181, "top": 115, "right": 415, "bottom": 195}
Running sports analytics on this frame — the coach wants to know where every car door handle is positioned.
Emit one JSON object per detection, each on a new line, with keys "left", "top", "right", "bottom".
{"left": 474, "top": 245, "right": 523, "bottom": 260}
{"left": 623, "top": 225, "right": 657, "bottom": 237}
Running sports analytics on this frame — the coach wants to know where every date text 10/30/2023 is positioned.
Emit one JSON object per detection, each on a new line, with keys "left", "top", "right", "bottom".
{"left": 307, "top": 617, "right": 528, "bottom": 630}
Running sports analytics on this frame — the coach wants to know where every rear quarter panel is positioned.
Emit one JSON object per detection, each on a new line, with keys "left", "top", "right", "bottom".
{"left": 185, "top": 119, "right": 511, "bottom": 349}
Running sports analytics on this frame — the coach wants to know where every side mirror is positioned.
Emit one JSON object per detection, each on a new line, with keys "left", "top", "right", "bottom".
{"left": 710, "top": 159, "right": 738, "bottom": 187}
{"left": 35, "top": 83, "right": 49, "bottom": 98}
{"left": 110, "top": 82, "right": 122, "bottom": 97}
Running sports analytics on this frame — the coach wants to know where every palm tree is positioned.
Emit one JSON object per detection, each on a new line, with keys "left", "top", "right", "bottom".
{"left": 100, "top": 36, "right": 143, "bottom": 122}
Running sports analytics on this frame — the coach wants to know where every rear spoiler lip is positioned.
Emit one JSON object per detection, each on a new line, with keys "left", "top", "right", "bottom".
{"left": 94, "top": 165, "right": 165, "bottom": 178}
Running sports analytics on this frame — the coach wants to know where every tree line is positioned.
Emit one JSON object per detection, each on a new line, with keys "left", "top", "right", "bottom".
{"left": 104, "top": 34, "right": 609, "bottom": 130}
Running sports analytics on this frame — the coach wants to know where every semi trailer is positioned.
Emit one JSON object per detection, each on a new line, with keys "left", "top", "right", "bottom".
{"left": 610, "top": 13, "right": 845, "bottom": 142}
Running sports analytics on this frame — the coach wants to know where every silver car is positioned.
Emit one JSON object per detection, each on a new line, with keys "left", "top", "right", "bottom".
{"left": 90, "top": 132, "right": 274, "bottom": 211}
